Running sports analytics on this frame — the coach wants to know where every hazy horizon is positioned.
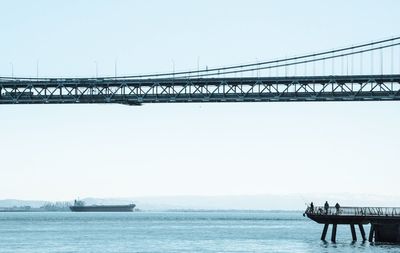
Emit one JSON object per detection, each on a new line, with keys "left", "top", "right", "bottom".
{"left": 3, "top": 192, "right": 400, "bottom": 211}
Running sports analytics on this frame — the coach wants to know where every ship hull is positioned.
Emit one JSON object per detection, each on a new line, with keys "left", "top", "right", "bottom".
{"left": 69, "top": 204, "right": 135, "bottom": 212}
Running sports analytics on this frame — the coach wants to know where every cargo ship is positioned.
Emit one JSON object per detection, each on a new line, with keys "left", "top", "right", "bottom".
{"left": 69, "top": 200, "right": 135, "bottom": 212}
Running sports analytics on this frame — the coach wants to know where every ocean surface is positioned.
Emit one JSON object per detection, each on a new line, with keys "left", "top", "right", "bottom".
{"left": 1, "top": 211, "right": 400, "bottom": 253}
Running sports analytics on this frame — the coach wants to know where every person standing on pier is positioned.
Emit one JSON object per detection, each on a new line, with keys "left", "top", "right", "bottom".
{"left": 324, "top": 201, "right": 329, "bottom": 214}
{"left": 310, "top": 202, "right": 314, "bottom": 213}
{"left": 335, "top": 203, "right": 340, "bottom": 214}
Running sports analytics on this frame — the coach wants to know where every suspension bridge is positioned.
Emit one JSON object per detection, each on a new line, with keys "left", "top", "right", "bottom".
{"left": 1, "top": 37, "right": 400, "bottom": 105}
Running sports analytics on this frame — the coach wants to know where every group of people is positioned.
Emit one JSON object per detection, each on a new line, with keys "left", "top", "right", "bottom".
{"left": 307, "top": 201, "right": 341, "bottom": 215}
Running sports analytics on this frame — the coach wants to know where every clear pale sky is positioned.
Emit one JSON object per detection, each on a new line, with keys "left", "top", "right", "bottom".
{"left": 0, "top": 0, "right": 399, "bottom": 201}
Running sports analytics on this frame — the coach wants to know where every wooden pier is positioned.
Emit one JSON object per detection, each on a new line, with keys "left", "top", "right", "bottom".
{"left": 305, "top": 206, "right": 400, "bottom": 243}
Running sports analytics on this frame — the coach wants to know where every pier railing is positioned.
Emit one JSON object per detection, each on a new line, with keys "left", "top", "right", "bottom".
{"left": 305, "top": 206, "right": 400, "bottom": 217}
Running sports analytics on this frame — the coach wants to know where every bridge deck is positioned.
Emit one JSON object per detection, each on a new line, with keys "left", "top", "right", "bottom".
{"left": 0, "top": 75, "right": 399, "bottom": 105}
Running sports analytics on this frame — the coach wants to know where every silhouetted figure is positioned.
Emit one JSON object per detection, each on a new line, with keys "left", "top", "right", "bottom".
{"left": 310, "top": 202, "right": 314, "bottom": 213}
{"left": 335, "top": 202, "right": 340, "bottom": 214}
{"left": 324, "top": 201, "right": 329, "bottom": 214}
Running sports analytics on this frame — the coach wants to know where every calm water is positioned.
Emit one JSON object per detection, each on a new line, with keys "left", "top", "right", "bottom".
{"left": 1, "top": 211, "right": 400, "bottom": 253}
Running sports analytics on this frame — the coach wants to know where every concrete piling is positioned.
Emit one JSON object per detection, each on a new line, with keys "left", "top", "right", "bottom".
{"left": 358, "top": 224, "right": 366, "bottom": 241}
{"left": 331, "top": 224, "right": 337, "bottom": 243}
{"left": 368, "top": 224, "right": 375, "bottom": 242}
{"left": 350, "top": 224, "right": 357, "bottom": 241}
{"left": 321, "top": 224, "right": 329, "bottom": 241}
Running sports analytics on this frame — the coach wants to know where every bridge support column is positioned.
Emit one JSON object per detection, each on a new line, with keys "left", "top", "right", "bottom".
{"left": 369, "top": 224, "right": 375, "bottom": 242}
{"left": 331, "top": 224, "right": 337, "bottom": 243}
{"left": 350, "top": 224, "right": 357, "bottom": 241}
{"left": 321, "top": 224, "right": 329, "bottom": 241}
{"left": 358, "top": 224, "right": 366, "bottom": 241}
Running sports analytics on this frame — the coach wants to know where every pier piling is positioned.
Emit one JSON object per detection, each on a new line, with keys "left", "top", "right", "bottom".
{"left": 350, "top": 224, "right": 357, "bottom": 241}
{"left": 331, "top": 224, "right": 337, "bottom": 243}
{"left": 368, "top": 224, "right": 375, "bottom": 242}
{"left": 358, "top": 224, "right": 366, "bottom": 241}
{"left": 321, "top": 224, "right": 329, "bottom": 241}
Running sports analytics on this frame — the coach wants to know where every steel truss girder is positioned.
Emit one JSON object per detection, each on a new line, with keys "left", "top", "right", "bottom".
{"left": 0, "top": 75, "right": 399, "bottom": 105}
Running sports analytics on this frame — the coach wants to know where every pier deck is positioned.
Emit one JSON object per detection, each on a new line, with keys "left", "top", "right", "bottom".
{"left": 305, "top": 206, "right": 400, "bottom": 243}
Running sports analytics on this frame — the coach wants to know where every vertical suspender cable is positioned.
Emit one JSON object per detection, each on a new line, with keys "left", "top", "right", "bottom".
{"left": 391, "top": 40, "right": 394, "bottom": 74}
{"left": 371, "top": 43, "right": 374, "bottom": 75}
{"left": 380, "top": 48, "right": 383, "bottom": 75}
{"left": 351, "top": 47, "right": 354, "bottom": 75}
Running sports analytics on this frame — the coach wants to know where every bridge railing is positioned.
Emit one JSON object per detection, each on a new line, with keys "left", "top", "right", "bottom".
{"left": 305, "top": 206, "right": 400, "bottom": 217}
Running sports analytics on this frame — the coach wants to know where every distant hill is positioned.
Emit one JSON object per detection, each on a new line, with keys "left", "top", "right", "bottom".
{"left": 0, "top": 199, "right": 47, "bottom": 208}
